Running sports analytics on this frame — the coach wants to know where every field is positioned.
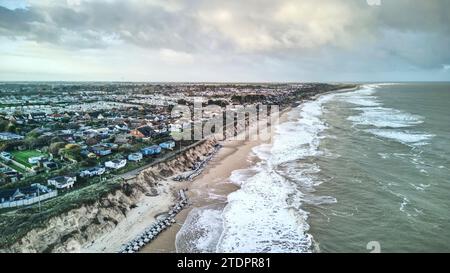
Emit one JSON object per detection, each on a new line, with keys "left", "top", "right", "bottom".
{"left": 11, "top": 150, "right": 46, "bottom": 168}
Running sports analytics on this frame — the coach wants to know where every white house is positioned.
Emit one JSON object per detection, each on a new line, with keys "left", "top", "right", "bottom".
{"left": 128, "top": 152, "right": 143, "bottom": 162}
{"left": 47, "top": 176, "right": 77, "bottom": 189}
{"left": 0, "top": 132, "right": 24, "bottom": 141}
{"left": 28, "top": 156, "right": 45, "bottom": 165}
{"left": 105, "top": 159, "right": 127, "bottom": 170}
{"left": 80, "top": 166, "right": 106, "bottom": 177}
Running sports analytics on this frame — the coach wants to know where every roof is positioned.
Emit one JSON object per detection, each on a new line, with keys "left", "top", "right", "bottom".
{"left": 0, "top": 184, "right": 45, "bottom": 201}
{"left": 49, "top": 176, "right": 74, "bottom": 183}
{"left": 92, "top": 144, "right": 111, "bottom": 151}
{"left": 143, "top": 145, "right": 160, "bottom": 150}
{"left": 110, "top": 159, "right": 125, "bottom": 164}
{"left": 136, "top": 126, "right": 156, "bottom": 137}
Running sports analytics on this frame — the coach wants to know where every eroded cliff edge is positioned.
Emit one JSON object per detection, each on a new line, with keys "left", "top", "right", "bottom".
{"left": 2, "top": 138, "right": 217, "bottom": 253}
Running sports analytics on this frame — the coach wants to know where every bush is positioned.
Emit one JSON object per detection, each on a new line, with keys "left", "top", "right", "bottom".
{"left": 49, "top": 142, "right": 66, "bottom": 155}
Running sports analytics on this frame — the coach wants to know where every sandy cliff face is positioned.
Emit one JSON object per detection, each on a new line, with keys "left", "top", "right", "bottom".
{"left": 4, "top": 139, "right": 217, "bottom": 253}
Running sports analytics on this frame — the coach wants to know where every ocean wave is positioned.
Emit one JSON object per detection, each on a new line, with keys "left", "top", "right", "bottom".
{"left": 348, "top": 107, "right": 424, "bottom": 128}
{"left": 364, "top": 129, "right": 435, "bottom": 145}
{"left": 175, "top": 206, "right": 224, "bottom": 253}
{"left": 340, "top": 85, "right": 433, "bottom": 146}
{"left": 217, "top": 168, "right": 313, "bottom": 253}
{"left": 212, "top": 93, "right": 337, "bottom": 253}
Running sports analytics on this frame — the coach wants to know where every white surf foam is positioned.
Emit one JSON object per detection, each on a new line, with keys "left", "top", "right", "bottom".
{"left": 175, "top": 207, "right": 224, "bottom": 253}
{"left": 339, "top": 85, "right": 433, "bottom": 146}
{"left": 364, "top": 129, "right": 434, "bottom": 145}
{"left": 348, "top": 107, "right": 424, "bottom": 128}
{"left": 212, "top": 93, "right": 337, "bottom": 253}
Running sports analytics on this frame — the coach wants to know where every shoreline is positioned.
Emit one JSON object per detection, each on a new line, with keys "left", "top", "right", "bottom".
{"left": 84, "top": 86, "right": 356, "bottom": 253}
{"left": 140, "top": 107, "right": 291, "bottom": 253}
{"left": 140, "top": 87, "right": 358, "bottom": 253}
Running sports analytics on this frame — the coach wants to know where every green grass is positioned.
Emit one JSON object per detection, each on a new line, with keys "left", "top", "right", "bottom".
{"left": 4, "top": 162, "right": 26, "bottom": 173}
{"left": 11, "top": 150, "right": 46, "bottom": 168}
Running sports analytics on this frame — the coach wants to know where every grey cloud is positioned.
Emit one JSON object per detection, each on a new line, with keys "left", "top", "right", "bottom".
{"left": 0, "top": 0, "right": 449, "bottom": 73}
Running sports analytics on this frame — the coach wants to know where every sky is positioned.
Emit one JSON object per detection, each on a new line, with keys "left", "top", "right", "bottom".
{"left": 0, "top": 0, "right": 449, "bottom": 82}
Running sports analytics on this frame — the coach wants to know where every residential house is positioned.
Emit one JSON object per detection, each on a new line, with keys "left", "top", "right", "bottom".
{"left": 128, "top": 152, "right": 143, "bottom": 162}
{"left": 47, "top": 176, "right": 77, "bottom": 189}
{"left": 105, "top": 159, "right": 127, "bottom": 170}
{"left": 48, "top": 113, "right": 64, "bottom": 121}
{"left": 115, "top": 123, "right": 129, "bottom": 132}
{"left": 0, "top": 152, "right": 12, "bottom": 160}
{"left": 114, "top": 133, "right": 130, "bottom": 144}
{"left": 28, "top": 156, "right": 45, "bottom": 165}
{"left": 0, "top": 132, "right": 24, "bottom": 141}
{"left": 28, "top": 112, "right": 46, "bottom": 122}
{"left": 141, "top": 145, "right": 161, "bottom": 156}
{"left": 103, "top": 143, "right": 119, "bottom": 150}
{"left": 91, "top": 144, "right": 112, "bottom": 156}
{"left": 95, "top": 128, "right": 110, "bottom": 138}
{"left": 130, "top": 125, "right": 156, "bottom": 139}
{"left": 0, "top": 183, "right": 57, "bottom": 209}
{"left": 42, "top": 161, "right": 58, "bottom": 170}
{"left": 159, "top": 140, "right": 175, "bottom": 150}
{"left": 80, "top": 166, "right": 106, "bottom": 177}
{"left": 1, "top": 170, "right": 22, "bottom": 183}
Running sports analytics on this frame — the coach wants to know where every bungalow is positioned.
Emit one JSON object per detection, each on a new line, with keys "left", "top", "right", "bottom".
{"left": 130, "top": 125, "right": 156, "bottom": 139}
{"left": 80, "top": 166, "right": 106, "bottom": 177}
{"left": 27, "top": 112, "right": 46, "bottom": 122}
{"left": 42, "top": 161, "right": 58, "bottom": 170}
{"left": 28, "top": 156, "right": 45, "bottom": 165}
{"left": 103, "top": 143, "right": 119, "bottom": 150}
{"left": 141, "top": 145, "right": 161, "bottom": 156}
{"left": 0, "top": 132, "right": 24, "bottom": 141}
{"left": 95, "top": 128, "right": 110, "bottom": 138}
{"left": 91, "top": 144, "right": 112, "bottom": 156}
{"left": 159, "top": 140, "right": 175, "bottom": 150}
{"left": 115, "top": 124, "right": 129, "bottom": 131}
{"left": 114, "top": 134, "right": 130, "bottom": 144}
{"left": 0, "top": 152, "right": 12, "bottom": 160}
{"left": 47, "top": 176, "right": 77, "bottom": 189}
{"left": 128, "top": 152, "right": 143, "bottom": 162}
{"left": 48, "top": 113, "right": 64, "bottom": 120}
{"left": 2, "top": 170, "right": 22, "bottom": 183}
{"left": 0, "top": 184, "right": 57, "bottom": 209}
{"left": 105, "top": 159, "right": 127, "bottom": 170}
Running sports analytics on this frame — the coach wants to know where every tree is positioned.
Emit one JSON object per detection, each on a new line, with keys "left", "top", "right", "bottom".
{"left": 61, "top": 145, "right": 82, "bottom": 162}
{"left": 80, "top": 157, "right": 97, "bottom": 167}
{"left": 118, "top": 144, "right": 132, "bottom": 153}
{"left": 0, "top": 120, "right": 9, "bottom": 131}
{"left": 49, "top": 142, "right": 66, "bottom": 155}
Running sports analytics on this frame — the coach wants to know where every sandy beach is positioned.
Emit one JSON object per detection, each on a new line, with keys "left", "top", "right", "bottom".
{"left": 81, "top": 181, "right": 177, "bottom": 253}
{"left": 83, "top": 88, "right": 354, "bottom": 253}
{"left": 140, "top": 108, "right": 291, "bottom": 253}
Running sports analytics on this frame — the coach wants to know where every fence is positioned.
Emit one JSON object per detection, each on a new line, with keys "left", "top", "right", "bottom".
{"left": 0, "top": 191, "right": 58, "bottom": 209}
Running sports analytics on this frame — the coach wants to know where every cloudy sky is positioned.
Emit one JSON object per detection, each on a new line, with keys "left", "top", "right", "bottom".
{"left": 0, "top": 0, "right": 449, "bottom": 82}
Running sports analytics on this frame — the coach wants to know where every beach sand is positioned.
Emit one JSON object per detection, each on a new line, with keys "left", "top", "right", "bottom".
{"left": 140, "top": 109, "right": 290, "bottom": 253}
{"left": 81, "top": 181, "right": 177, "bottom": 253}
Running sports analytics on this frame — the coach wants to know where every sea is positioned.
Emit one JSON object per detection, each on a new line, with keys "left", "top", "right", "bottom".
{"left": 176, "top": 83, "right": 450, "bottom": 253}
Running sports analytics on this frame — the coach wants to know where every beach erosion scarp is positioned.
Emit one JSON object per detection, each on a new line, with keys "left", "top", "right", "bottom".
{"left": 1, "top": 138, "right": 218, "bottom": 253}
